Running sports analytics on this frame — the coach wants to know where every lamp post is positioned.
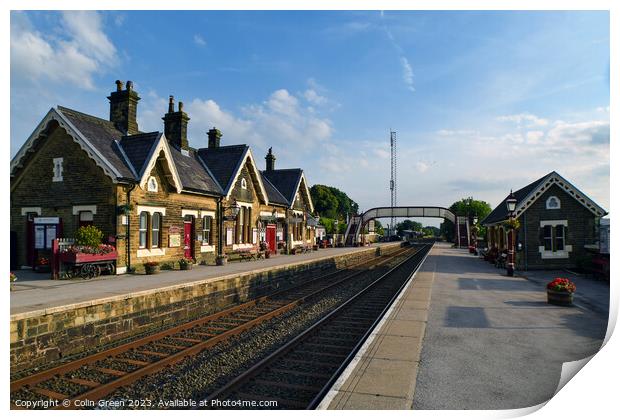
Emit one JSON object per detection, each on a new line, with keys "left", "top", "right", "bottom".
{"left": 471, "top": 214, "right": 479, "bottom": 255}
{"left": 216, "top": 199, "right": 240, "bottom": 265}
{"left": 505, "top": 190, "right": 517, "bottom": 277}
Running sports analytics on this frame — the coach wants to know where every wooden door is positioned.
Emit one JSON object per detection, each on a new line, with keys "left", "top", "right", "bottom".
{"left": 266, "top": 224, "right": 276, "bottom": 253}
{"left": 184, "top": 220, "right": 194, "bottom": 259}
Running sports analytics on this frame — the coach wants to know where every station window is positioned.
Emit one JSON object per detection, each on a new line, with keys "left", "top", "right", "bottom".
{"left": 139, "top": 211, "right": 148, "bottom": 248}
{"left": 79, "top": 211, "right": 94, "bottom": 227}
{"left": 541, "top": 224, "right": 566, "bottom": 252}
{"left": 52, "top": 157, "right": 64, "bottom": 182}
{"left": 202, "top": 215, "right": 212, "bottom": 245}
{"left": 241, "top": 178, "right": 247, "bottom": 189}
{"left": 151, "top": 212, "right": 162, "bottom": 248}
{"left": 147, "top": 176, "right": 158, "bottom": 192}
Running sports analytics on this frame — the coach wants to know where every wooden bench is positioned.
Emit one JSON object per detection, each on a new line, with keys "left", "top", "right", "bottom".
{"left": 233, "top": 247, "right": 265, "bottom": 261}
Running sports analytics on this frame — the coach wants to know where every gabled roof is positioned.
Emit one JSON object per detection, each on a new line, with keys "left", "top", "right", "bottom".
{"left": 197, "top": 145, "right": 248, "bottom": 192}
{"left": 481, "top": 171, "right": 607, "bottom": 225}
{"left": 168, "top": 145, "right": 222, "bottom": 195}
{"left": 197, "top": 145, "right": 268, "bottom": 202}
{"left": 262, "top": 168, "right": 314, "bottom": 212}
{"left": 10, "top": 107, "right": 135, "bottom": 181}
{"left": 119, "top": 131, "right": 161, "bottom": 178}
{"left": 260, "top": 172, "right": 289, "bottom": 206}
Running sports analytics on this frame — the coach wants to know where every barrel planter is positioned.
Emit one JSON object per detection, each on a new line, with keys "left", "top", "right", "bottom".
{"left": 547, "top": 289, "right": 574, "bottom": 306}
{"left": 144, "top": 264, "right": 160, "bottom": 275}
{"left": 179, "top": 263, "right": 193, "bottom": 270}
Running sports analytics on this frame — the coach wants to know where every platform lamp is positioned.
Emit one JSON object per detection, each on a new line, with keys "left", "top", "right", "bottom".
{"left": 505, "top": 191, "right": 517, "bottom": 277}
{"left": 472, "top": 214, "right": 479, "bottom": 255}
{"left": 217, "top": 199, "right": 240, "bottom": 266}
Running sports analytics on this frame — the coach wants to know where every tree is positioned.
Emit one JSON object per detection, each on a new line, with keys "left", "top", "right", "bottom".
{"left": 440, "top": 197, "right": 492, "bottom": 241}
{"left": 311, "top": 185, "right": 360, "bottom": 233}
{"left": 395, "top": 219, "right": 423, "bottom": 236}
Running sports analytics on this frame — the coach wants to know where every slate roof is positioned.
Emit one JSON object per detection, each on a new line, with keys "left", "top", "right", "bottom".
{"left": 260, "top": 172, "right": 289, "bottom": 206}
{"left": 13, "top": 105, "right": 312, "bottom": 203}
{"left": 262, "top": 169, "right": 303, "bottom": 205}
{"left": 57, "top": 106, "right": 136, "bottom": 179}
{"left": 119, "top": 132, "right": 160, "bottom": 177}
{"left": 168, "top": 145, "right": 222, "bottom": 195}
{"left": 196, "top": 145, "right": 249, "bottom": 192}
{"left": 481, "top": 172, "right": 560, "bottom": 225}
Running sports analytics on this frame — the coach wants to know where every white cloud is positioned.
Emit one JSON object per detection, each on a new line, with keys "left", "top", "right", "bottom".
{"left": 193, "top": 34, "right": 206, "bottom": 46}
{"left": 11, "top": 11, "right": 117, "bottom": 89}
{"left": 303, "top": 89, "right": 327, "bottom": 105}
{"left": 497, "top": 113, "right": 549, "bottom": 127}
{"left": 400, "top": 57, "right": 415, "bottom": 92}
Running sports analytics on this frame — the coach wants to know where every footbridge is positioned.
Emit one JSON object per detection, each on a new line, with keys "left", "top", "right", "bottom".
{"left": 344, "top": 206, "right": 463, "bottom": 246}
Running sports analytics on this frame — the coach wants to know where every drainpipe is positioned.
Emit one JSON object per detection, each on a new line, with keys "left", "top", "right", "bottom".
{"left": 217, "top": 196, "right": 224, "bottom": 263}
{"left": 126, "top": 183, "right": 136, "bottom": 272}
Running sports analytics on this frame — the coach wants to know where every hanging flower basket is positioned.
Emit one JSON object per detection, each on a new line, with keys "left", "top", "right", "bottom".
{"left": 546, "top": 278, "right": 576, "bottom": 306}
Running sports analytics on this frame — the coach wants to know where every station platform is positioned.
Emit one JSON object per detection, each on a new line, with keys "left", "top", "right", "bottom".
{"left": 10, "top": 243, "right": 392, "bottom": 317}
{"left": 322, "top": 242, "right": 608, "bottom": 410}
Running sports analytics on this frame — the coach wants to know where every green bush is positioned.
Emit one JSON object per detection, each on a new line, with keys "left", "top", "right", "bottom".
{"left": 75, "top": 225, "right": 103, "bottom": 247}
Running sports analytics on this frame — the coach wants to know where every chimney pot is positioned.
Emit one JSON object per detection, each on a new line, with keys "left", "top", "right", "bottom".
{"left": 208, "top": 127, "right": 222, "bottom": 149}
{"left": 108, "top": 79, "right": 140, "bottom": 135}
{"left": 265, "top": 147, "right": 276, "bottom": 171}
{"left": 163, "top": 97, "right": 190, "bottom": 150}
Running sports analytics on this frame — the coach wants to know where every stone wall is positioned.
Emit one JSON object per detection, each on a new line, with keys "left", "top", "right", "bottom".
{"left": 517, "top": 184, "right": 597, "bottom": 270}
{"left": 10, "top": 122, "right": 117, "bottom": 267}
{"left": 10, "top": 244, "right": 400, "bottom": 373}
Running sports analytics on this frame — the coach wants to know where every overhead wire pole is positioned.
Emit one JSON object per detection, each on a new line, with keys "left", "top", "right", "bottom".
{"left": 390, "top": 130, "right": 397, "bottom": 237}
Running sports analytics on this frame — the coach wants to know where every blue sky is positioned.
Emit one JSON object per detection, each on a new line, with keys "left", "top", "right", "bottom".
{"left": 10, "top": 10, "right": 610, "bottom": 225}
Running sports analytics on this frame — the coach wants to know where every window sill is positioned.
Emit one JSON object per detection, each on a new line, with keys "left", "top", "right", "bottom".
{"left": 232, "top": 243, "right": 254, "bottom": 250}
{"left": 200, "top": 245, "right": 215, "bottom": 253}
{"left": 137, "top": 248, "right": 166, "bottom": 257}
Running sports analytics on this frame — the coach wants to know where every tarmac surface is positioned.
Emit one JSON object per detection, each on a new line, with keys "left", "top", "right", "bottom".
{"left": 413, "top": 244, "right": 608, "bottom": 410}
{"left": 10, "top": 243, "right": 391, "bottom": 316}
{"left": 323, "top": 242, "right": 608, "bottom": 410}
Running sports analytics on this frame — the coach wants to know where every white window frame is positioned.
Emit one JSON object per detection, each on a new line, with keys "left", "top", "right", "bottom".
{"left": 151, "top": 212, "right": 162, "bottom": 248}
{"left": 538, "top": 220, "right": 572, "bottom": 258}
{"left": 139, "top": 211, "right": 148, "bottom": 249}
{"left": 52, "top": 157, "right": 64, "bottom": 182}
{"left": 241, "top": 178, "right": 247, "bottom": 189}
{"left": 202, "top": 215, "right": 212, "bottom": 245}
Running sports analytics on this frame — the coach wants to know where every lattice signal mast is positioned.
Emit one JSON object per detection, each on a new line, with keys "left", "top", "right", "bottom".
{"left": 390, "top": 130, "right": 397, "bottom": 236}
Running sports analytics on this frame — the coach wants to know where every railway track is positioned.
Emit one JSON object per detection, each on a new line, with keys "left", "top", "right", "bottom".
{"left": 10, "top": 245, "right": 415, "bottom": 409}
{"left": 202, "top": 243, "right": 432, "bottom": 410}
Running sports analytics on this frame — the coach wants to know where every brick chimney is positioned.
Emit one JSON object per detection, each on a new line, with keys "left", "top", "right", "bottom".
{"left": 108, "top": 80, "right": 140, "bottom": 135}
{"left": 265, "top": 147, "right": 276, "bottom": 172}
{"left": 207, "top": 127, "right": 222, "bottom": 149}
{"left": 163, "top": 96, "right": 190, "bottom": 150}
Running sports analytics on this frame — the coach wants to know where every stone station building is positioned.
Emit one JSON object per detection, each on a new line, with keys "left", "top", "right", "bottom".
{"left": 10, "top": 80, "right": 316, "bottom": 274}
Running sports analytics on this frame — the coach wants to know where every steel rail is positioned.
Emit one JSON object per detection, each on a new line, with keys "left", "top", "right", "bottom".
{"left": 201, "top": 244, "right": 432, "bottom": 409}
{"left": 11, "top": 245, "right": 412, "bottom": 408}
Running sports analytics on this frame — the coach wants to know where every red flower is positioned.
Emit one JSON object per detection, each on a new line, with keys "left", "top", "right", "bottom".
{"left": 547, "top": 277, "right": 576, "bottom": 293}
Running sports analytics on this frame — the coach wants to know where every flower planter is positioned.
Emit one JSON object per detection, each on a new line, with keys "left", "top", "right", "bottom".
{"left": 144, "top": 265, "right": 160, "bottom": 275}
{"left": 179, "top": 264, "right": 193, "bottom": 271}
{"left": 216, "top": 255, "right": 228, "bottom": 266}
{"left": 547, "top": 289, "right": 574, "bottom": 306}
{"left": 60, "top": 251, "right": 118, "bottom": 264}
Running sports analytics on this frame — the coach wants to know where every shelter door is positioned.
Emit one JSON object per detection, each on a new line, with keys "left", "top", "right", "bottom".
{"left": 266, "top": 224, "right": 276, "bottom": 253}
{"left": 184, "top": 220, "right": 194, "bottom": 259}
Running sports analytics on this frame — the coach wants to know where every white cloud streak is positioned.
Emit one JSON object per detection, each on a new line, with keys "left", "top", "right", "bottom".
{"left": 10, "top": 11, "right": 117, "bottom": 89}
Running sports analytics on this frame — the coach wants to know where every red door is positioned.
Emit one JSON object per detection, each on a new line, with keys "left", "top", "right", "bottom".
{"left": 266, "top": 224, "right": 276, "bottom": 253}
{"left": 184, "top": 220, "right": 194, "bottom": 259}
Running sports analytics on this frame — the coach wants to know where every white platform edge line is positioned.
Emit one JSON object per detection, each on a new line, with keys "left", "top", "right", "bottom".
{"left": 316, "top": 243, "right": 434, "bottom": 410}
